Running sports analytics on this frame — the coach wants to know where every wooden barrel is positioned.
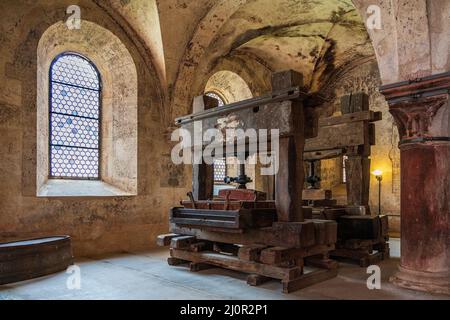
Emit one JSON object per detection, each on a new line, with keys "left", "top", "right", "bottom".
{"left": 0, "top": 236, "right": 73, "bottom": 285}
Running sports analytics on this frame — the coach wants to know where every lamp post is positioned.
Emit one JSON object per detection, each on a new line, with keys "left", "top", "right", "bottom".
{"left": 372, "top": 170, "right": 383, "bottom": 215}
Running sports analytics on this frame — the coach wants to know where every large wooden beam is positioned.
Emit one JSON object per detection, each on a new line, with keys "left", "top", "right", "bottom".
{"left": 191, "top": 95, "right": 216, "bottom": 200}
{"left": 272, "top": 71, "right": 305, "bottom": 222}
{"left": 345, "top": 147, "right": 371, "bottom": 206}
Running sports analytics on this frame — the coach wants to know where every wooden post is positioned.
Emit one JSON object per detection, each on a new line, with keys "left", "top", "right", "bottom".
{"left": 345, "top": 147, "right": 371, "bottom": 206}
{"left": 341, "top": 93, "right": 371, "bottom": 207}
{"left": 192, "top": 95, "right": 218, "bottom": 200}
{"left": 273, "top": 71, "right": 305, "bottom": 222}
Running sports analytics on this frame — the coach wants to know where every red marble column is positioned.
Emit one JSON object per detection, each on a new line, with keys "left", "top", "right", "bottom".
{"left": 380, "top": 73, "right": 450, "bottom": 295}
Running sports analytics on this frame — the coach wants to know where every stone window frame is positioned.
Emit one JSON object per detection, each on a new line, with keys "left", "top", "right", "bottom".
{"left": 36, "top": 22, "right": 138, "bottom": 198}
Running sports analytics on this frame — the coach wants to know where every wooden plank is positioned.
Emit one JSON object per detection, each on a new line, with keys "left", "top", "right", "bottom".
{"left": 282, "top": 268, "right": 338, "bottom": 293}
{"left": 156, "top": 233, "right": 180, "bottom": 247}
{"left": 170, "top": 236, "right": 197, "bottom": 249}
{"left": 170, "top": 249, "right": 303, "bottom": 281}
{"left": 170, "top": 224, "right": 314, "bottom": 248}
{"left": 302, "top": 189, "right": 332, "bottom": 200}
{"left": 318, "top": 111, "right": 381, "bottom": 127}
{"left": 170, "top": 217, "right": 238, "bottom": 229}
{"left": 304, "top": 121, "right": 367, "bottom": 152}
{"left": 304, "top": 149, "right": 343, "bottom": 161}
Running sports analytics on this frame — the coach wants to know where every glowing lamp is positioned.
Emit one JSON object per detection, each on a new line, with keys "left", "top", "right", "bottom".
{"left": 372, "top": 169, "right": 383, "bottom": 215}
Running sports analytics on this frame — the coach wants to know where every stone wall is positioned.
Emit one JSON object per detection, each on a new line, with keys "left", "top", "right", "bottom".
{"left": 0, "top": 0, "right": 188, "bottom": 256}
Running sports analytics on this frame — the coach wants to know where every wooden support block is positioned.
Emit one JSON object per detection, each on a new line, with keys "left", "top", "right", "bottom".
{"left": 331, "top": 248, "right": 370, "bottom": 260}
{"left": 170, "top": 249, "right": 303, "bottom": 281}
{"left": 302, "top": 189, "right": 332, "bottom": 200}
{"left": 170, "top": 236, "right": 197, "bottom": 249}
{"left": 238, "top": 245, "right": 267, "bottom": 262}
{"left": 304, "top": 121, "right": 368, "bottom": 152}
{"left": 338, "top": 216, "right": 382, "bottom": 240}
{"left": 342, "top": 239, "right": 374, "bottom": 250}
{"left": 305, "top": 256, "right": 338, "bottom": 270}
{"left": 260, "top": 247, "right": 297, "bottom": 265}
{"left": 213, "top": 242, "right": 239, "bottom": 255}
{"left": 191, "top": 241, "right": 212, "bottom": 252}
{"left": 247, "top": 274, "right": 271, "bottom": 286}
{"left": 340, "top": 93, "right": 369, "bottom": 114}
{"left": 271, "top": 221, "right": 316, "bottom": 247}
{"left": 157, "top": 233, "right": 180, "bottom": 247}
{"left": 282, "top": 268, "right": 338, "bottom": 293}
{"left": 360, "top": 252, "right": 384, "bottom": 267}
{"left": 190, "top": 262, "right": 214, "bottom": 272}
{"left": 167, "top": 257, "right": 188, "bottom": 266}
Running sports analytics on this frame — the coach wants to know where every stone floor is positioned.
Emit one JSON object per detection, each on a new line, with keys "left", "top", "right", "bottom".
{"left": 0, "top": 239, "right": 448, "bottom": 300}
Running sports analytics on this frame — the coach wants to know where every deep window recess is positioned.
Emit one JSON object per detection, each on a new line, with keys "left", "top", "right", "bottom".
{"left": 49, "top": 53, "right": 101, "bottom": 179}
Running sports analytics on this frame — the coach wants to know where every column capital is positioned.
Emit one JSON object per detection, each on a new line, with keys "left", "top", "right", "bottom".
{"left": 380, "top": 72, "right": 450, "bottom": 145}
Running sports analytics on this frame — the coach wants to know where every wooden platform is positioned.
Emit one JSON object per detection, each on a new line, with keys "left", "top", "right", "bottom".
{"left": 157, "top": 234, "right": 338, "bottom": 293}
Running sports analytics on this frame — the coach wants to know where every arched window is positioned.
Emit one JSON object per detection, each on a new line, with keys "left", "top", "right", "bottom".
{"left": 205, "top": 91, "right": 225, "bottom": 107}
{"left": 49, "top": 53, "right": 101, "bottom": 179}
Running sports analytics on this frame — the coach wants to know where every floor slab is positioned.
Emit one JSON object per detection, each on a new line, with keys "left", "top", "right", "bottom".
{"left": 0, "top": 239, "right": 448, "bottom": 300}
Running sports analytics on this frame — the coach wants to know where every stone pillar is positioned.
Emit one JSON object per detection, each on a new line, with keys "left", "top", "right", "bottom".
{"left": 380, "top": 73, "right": 450, "bottom": 295}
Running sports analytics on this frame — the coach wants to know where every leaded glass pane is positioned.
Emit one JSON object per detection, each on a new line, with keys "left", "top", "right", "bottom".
{"left": 213, "top": 158, "right": 227, "bottom": 182}
{"left": 49, "top": 53, "right": 101, "bottom": 179}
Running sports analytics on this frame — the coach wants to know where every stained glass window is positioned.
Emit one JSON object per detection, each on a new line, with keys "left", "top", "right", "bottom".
{"left": 49, "top": 53, "right": 101, "bottom": 179}
{"left": 213, "top": 158, "right": 227, "bottom": 182}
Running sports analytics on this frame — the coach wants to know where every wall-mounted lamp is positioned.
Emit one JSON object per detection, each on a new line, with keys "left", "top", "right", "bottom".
{"left": 372, "top": 170, "right": 383, "bottom": 215}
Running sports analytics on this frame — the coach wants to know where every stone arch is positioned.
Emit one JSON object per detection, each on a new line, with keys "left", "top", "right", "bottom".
{"left": 204, "top": 70, "right": 253, "bottom": 103}
{"left": 37, "top": 21, "right": 138, "bottom": 196}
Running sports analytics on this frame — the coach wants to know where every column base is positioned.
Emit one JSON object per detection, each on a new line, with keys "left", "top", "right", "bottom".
{"left": 390, "top": 265, "right": 450, "bottom": 295}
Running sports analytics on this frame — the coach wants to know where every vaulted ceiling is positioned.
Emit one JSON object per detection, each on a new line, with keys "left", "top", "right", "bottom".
{"left": 107, "top": 0, "right": 374, "bottom": 92}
